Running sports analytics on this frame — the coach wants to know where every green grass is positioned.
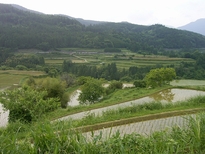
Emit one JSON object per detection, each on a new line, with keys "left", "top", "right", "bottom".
{"left": 59, "top": 48, "right": 104, "bottom": 52}
{"left": 17, "top": 48, "right": 194, "bottom": 66}
{"left": 45, "top": 59, "right": 65, "bottom": 64}
{"left": 46, "top": 85, "right": 205, "bottom": 122}
{"left": 0, "top": 70, "right": 46, "bottom": 76}
{"left": 171, "top": 79, "right": 205, "bottom": 86}
{"left": 54, "top": 95, "right": 205, "bottom": 129}
{"left": 0, "top": 74, "right": 26, "bottom": 89}
{"left": 2, "top": 49, "right": 204, "bottom": 152}
{"left": 0, "top": 70, "right": 46, "bottom": 89}
{"left": 1, "top": 81, "right": 205, "bottom": 153}
{"left": 1, "top": 112, "right": 205, "bottom": 153}
{"left": 46, "top": 86, "right": 172, "bottom": 120}
{"left": 37, "top": 50, "right": 195, "bottom": 69}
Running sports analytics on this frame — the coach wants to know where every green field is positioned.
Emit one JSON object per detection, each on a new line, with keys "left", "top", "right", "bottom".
{"left": 40, "top": 49, "right": 195, "bottom": 69}
{"left": 171, "top": 79, "right": 205, "bottom": 86}
{"left": 0, "top": 70, "right": 46, "bottom": 89}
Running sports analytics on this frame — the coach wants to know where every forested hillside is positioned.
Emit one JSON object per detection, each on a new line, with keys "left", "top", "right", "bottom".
{"left": 1, "top": 4, "right": 205, "bottom": 51}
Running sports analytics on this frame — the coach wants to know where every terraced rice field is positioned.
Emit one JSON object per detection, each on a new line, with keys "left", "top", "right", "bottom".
{"left": 83, "top": 115, "right": 193, "bottom": 140}
{"left": 60, "top": 88, "right": 205, "bottom": 122}
{"left": 171, "top": 80, "right": 205, "bottom": 86}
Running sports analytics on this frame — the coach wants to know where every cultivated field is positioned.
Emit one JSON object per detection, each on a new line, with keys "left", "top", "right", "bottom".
{"left": 18, "top": 48, "right": 195, "bottom": 69}
{"left": 83, "top": 114, "right": 192, "bottom": 140}
{"left": 0, "top": 70, "right": 46, "bottom": 89}
{"left": 171, "top": 79, "right": 205, "bottom": 86}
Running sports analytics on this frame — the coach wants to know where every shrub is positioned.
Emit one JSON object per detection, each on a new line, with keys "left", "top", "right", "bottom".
{"left": 76, "top": 76, "right": 92, "bottom": 85}
{"left": 36, "top": 77, "right": 66, "bottom": 99}
{"left": 106, "top": 81, "right": 123, "bottom": 94}
{"left": 108, "top": 81, "right": 123, "bottom": 90}
{"left": 0, "top": 65, "right": 10, "bottom": 70}
{"left": 61, "top": 92, "right": 70, "bottom": 108}
{"left": 133, "top": 80, "right": 146, "bottom": 88}
{"left": 61, "top": 73, "right": 76, "bottom": 87}
{"left": 16, "top": 65, "right": 28, "bottom": 70}
{"left": 0, "top": 86, "right": 60, "bottom": 123}
{"left": 120, "top": 76, "right": 132, "bottom": 82}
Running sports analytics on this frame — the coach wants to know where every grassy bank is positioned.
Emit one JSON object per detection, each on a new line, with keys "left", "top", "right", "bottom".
{"left": 1, "top": 84, "right": 205, "bottom": 153}
{"left": 46, "top": 86, "right": 172, "bottom": 120}
{"left": 56, "top": 95, "right": 205, "bottom": 129}
{"left": 1, "top": 113, "right": 205, "bottom": 153}
{"left": 47, "top": 84, "right": 205, "bottom": 121}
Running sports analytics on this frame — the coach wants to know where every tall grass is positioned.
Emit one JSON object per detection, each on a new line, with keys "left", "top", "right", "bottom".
{"left": 1, "top": 113, "right": 205, "bottom": 153}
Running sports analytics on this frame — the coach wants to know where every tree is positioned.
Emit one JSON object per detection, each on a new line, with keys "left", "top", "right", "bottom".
{"left": 107, "top": 63, "right": 118, "bottom": 80}
{"left": 61, "top": 73, "right": 76, "bottom": 87}
{"left": 0, "top": 86, "right": 60, "bottom": 123}
{"left": 108, "top": 81, "right": 123, "bottom": 90}
{"left": 144, "top": 68, "right": 176, "bottom": 88}
{"left": 133, "top": 80, "right": 146, "bottom": 88}
{"left": 37, "top": 77, "right": 66, "bottom": 98}
{"left": 78, "top": 79, "right": 104, "bottom": 104}
{"left": 48, "top": 68, "right": 58, "bottom": 78}
{"left": 26, "top": 77, "right": 67, "bottom": 108}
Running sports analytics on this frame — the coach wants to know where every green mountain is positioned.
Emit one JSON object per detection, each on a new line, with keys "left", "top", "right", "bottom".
{"left": 11, "top": 4, "right": 43, "bottom": 15}
{"left": 1, "top": 3, "right": 205, "bottom": 52}
{"left": 11, "top": 4, "right": 104, "bottom": 26}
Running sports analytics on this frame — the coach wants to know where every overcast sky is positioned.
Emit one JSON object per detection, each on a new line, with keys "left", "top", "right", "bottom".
{"left": 0, "top": 0, "right": 204, "bottom": 27}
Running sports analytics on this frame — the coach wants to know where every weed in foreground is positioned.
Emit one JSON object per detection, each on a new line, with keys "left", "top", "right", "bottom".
{"left": 1, "top": 113, "right": 205, "bottom": 153}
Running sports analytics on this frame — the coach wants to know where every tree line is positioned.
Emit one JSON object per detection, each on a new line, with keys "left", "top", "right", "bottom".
{"left": 62, "top": 51, "right": 205, "bottom": 81}
{"left": 62, "top": 60, "right": 155, "bottom": 81}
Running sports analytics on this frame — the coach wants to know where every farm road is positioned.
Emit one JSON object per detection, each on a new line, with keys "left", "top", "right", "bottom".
{"left": 72, "top": 55, "right": 88, "bottom": 62}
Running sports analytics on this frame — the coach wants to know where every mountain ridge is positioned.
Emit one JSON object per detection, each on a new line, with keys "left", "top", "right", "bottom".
{"left": 11, "top": 4, "right": 43, "bottom": 15}
{"left": 0, "top": 3, "right": 205, "bottom": 51}
{"left": 11, "top": 4, "right": 104, "bottom": 26}
{"left": 178, "top": 18, "right": 205, "bottom": 36}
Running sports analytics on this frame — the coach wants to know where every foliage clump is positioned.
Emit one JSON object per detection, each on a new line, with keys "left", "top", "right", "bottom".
{"left": 133, "top": 80, "right": 146, "bottom": 88}
{"left": 1, "top": 113, "right": 205, "bottom": 153}
{"left": 106, "top": 80, "right": 123, "bottom": 94}
{"left": 0, "top": 86, "right": 60, "bottom": 123}
{"left": 144, "top": 67, "right": 176, "bottom": 88}
{"left": 78, "top": 78, "right": 104, "bottom": 104}
{"left": 26, "top": 77, "right": 68, "bottom": 108}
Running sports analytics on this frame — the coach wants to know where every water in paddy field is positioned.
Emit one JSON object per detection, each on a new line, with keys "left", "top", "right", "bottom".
{"left": 67, "top": 90, "right": 81, "bottom": 106}
{"left": 149, "top": 88, "right": 205, "bottom": 103}
{"left": 0, "top": 104, "right": 9, "bottom": 127}
{"left": 2, "top": 88, "right": 205, "bottom": 127}
{"left": 67, "top": 88, "right": 205, "bottom": 107}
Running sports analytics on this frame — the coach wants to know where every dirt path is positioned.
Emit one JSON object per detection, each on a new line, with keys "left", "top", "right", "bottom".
{"left": 72, "top": 55, "right": 88, "bottom": 62}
